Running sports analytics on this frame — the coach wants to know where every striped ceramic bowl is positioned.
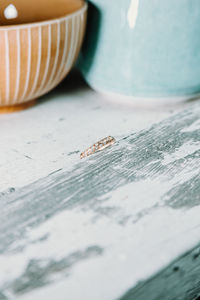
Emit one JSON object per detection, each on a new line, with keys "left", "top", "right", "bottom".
{"left": 0, "top": 0, "right": 87, "bottom": 112}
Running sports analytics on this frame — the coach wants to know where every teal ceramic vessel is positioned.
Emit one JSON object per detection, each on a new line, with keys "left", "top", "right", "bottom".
{"left": 78, "top": 0, "right": 200, "bottom": 100}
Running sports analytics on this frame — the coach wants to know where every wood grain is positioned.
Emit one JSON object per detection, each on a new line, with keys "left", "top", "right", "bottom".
{"left": 120, "top": 245, "right": 200, "bottom": 300}
{"left": 0, "top": 100, "right": 200, "bottom": 300}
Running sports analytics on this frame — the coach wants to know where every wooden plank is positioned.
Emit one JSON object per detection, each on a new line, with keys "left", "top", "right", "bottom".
{"left": 0, "top": 101, "right": 200, "bottom": 300}
{"left": 0, "top": 70, "right": 172, "bottom": 192}
{"left": 120, "top": 245, "right": 200, "bottom": 300}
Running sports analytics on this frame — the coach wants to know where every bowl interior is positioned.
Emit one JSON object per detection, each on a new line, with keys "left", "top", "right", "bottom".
{"left": 0, "top": 0, "right": 84, "bottom": 25}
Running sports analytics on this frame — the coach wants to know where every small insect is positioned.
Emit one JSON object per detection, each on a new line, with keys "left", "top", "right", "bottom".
{"left": 80, "top": 136, "right": 116, "bottom": 159}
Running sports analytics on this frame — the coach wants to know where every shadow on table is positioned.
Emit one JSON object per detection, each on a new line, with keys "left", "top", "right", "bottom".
{"left": 53, "top": 69, "right": 90, "bottom": 94}
{"left": 36, "top": 69, "right": 91, "bottom": 107}
{"left": 36, "top": 68, "right": 200, "bottom": 112}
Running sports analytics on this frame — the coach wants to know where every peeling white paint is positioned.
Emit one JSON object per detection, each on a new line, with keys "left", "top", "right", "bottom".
{"left": 181, "top": 119, "right": 200, "bottom": 133}
{"left": 162, "top": 141, "right": 200, "bottom": 166}
{"left": 0, "top": 84, "right": 170, "bottom": 191}
{"left": 127, "top": 0, "right": 139, "bottom": 29}
{"left": 2, "top": 198, "right": 200, "bottom": 300}
{"left": 0, "top": 73, "right": 199, "bottom": 300}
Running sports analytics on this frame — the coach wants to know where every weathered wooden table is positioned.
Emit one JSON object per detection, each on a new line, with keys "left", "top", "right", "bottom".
{"left": 0, "top": 71, "right": 200, "bottom": 300}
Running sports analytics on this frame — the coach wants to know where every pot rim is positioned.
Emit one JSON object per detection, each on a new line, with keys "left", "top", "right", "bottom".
{"left": 0, "top": 1, "right": 87, "bottom": 31}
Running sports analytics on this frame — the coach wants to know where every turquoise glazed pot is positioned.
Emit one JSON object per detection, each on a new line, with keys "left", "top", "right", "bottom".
{"left": 78, "top": 0, "right": 200, "bottom": 100}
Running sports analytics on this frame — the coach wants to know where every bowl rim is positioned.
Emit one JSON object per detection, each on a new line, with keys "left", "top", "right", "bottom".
{"left": 0, "top": 1, "right": 87, "bottom": 30}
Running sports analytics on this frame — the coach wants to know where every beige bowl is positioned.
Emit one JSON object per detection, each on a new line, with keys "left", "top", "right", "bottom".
{"left": 0, "top": 0, "right": 87, "bottom": 112}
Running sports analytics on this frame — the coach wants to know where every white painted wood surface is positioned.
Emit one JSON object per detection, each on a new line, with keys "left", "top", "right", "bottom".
{"left": 0, "top": 71, "right": 200, "bottom": 300}
{"left": 0, "top": 72, "right": 175, "bottom": 191}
